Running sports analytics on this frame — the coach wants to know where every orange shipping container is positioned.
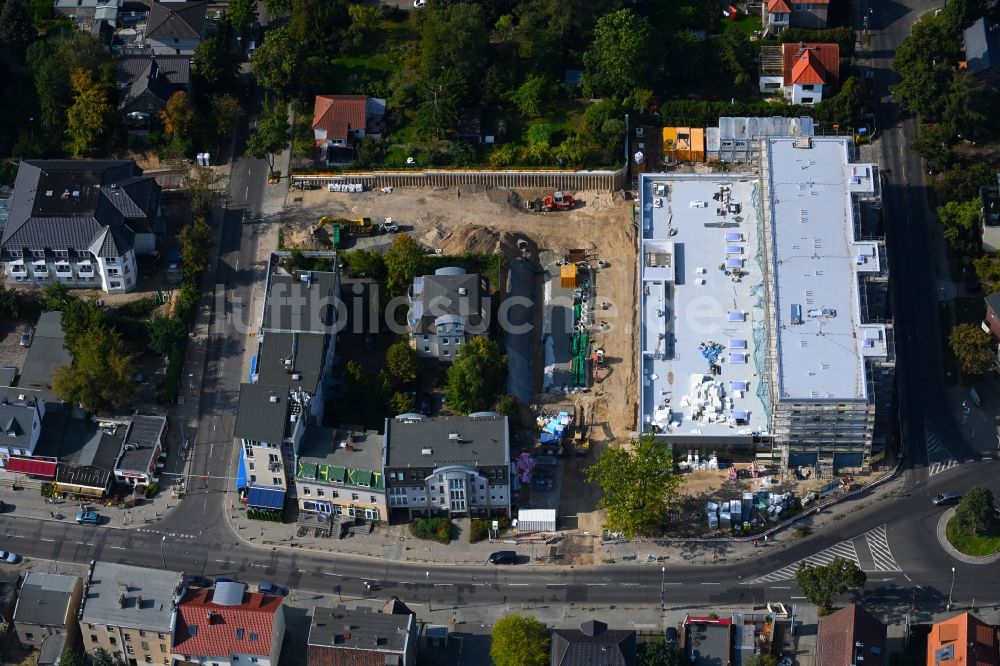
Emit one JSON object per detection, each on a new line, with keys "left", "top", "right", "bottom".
{"left": 560, "top": 263, "right": 577, "bottom": 288}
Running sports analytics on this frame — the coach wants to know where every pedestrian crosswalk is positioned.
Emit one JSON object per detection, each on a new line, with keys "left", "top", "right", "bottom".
{"left": 864, "top": 524, "right": 901, "bottom": 572}
{"left": 747, "top": 539, "right": 859, "bottom": 584}
{"left": 746, "top": 524, "right": 901, "bottom": 584}
{"left": 924, "top": 419, "right": 951, "bottom": 461}
{"left": 136, "top": 528, "right": 199, "bottom": 540}
{"left": 928, "top": 459, "right": 959, "bottom": 477}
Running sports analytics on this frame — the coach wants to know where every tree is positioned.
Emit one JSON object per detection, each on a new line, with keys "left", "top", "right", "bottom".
{"left": 65, "top": 68, "right": 112, "bottom": 157}
{"left": 385, "top": 342, "right": 418, "bottom": 386}
{"left": 949, "top": 323, "right": 995, "bottom": 376}
{"left": 955, "top": 486, "right": 996, "bottom": 533}
{"left": 585, "top": 435, "right": 681, "bottom": 538}
{"left": 53, "top": 326, "right": 136, "bottom": 412}
{"left": 0, "top": 0, "right": 36, "bottom": 61}
{"left": 936, "top": 199, "right": 982, "bottom": 256}
{"left": 178, "top": 216, "right": 215, "bottom": 281}
{"left": 60, "top": 297, "right": 105, "bottom": 352}
{"left": 415, "top": 68, "right": 464, "bottom": 140}
{"left": 251, "top": 27, "right": 302, "bottom": 96}
{"left": 639, "top": 639, "right": 681, "bottom": 666}
{"left": 58, "top": 650, "right": 85, "bottom": 666}
{"left": 719, "top": 23, "right": 756, "bottom": 88}
{"left": 510, "top": 74, "right": 546, "bottom": 118}
{"left": 192, "top": 36, "right": 240, "bottom": 94}
{"left": 389, "top": 391, "right": 414, "bottom": 416}
{"left": 445, "top": 338, "right": 506, "bottom": 414}
{"left": 891, "top": 15, "right": 959, "bottom": 120}
{"left": 383, "top": 233, "right": 428, "bottom": 293}
{"left": 942, "top": 0, "right": 989, "bottom": 32}
{"left": 0, "top": 283, "right": 19, "bottom": 318}
{"left": 263, "top": 0, "right": 291, "bottom": 15}
{"left": 246, "top": 100, "right": 290, "bottom": 179}
{"left": 91, "top": 649, "right": 116, "bottom": 666}
{"left": 795, "top": 556, "right": 867, "bottom": 612}
{"left": 149, "top": 315, "right": 187, "bottom": 357}
{"left": 160, "top": 90, "right": 196, "bottom": 145}
{"left": 210, "top": 93, "right": 244, "bottom": 140}
{"left": 226, "top": 0, "right": 257, "bottom": 36}
{"left": 27, "top": 29, "right": 107, "bottom": 128}
{"left": 940, "top": 71, "right": 998, "bottom": 142}
{"left": 490, "top": 615, "right": 550, "bottom": 666}
{"left": 418, "top": 2, "right": 489, "bottom": 97}
{"left": 344, "top": 4, "right": 380, "bottom": 52}
{"left": 340, "top": 249, "right": 386, "bottom": 279}
{"left": 43, "top": 281, "right": 74, "bottom": 311}
{"left": 583, "top": 8, "right": 651, "bottom": 97}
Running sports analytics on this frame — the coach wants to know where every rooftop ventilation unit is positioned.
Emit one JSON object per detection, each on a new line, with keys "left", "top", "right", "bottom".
{"left": 269, "top": 395, "right": 279, "bottom": 403}
{"left": 421, "top": 448, "right": 433, "bottom": 455}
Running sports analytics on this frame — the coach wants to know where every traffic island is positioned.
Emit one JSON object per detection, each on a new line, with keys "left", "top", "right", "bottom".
{"left": 936, "top": 508, "right": 1000, "bottom": 564}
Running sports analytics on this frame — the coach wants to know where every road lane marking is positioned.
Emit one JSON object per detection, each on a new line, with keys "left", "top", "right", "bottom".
{"left": 432, "top": 583, "right": 452, "bottom": 587}
{"left": 663, "top": 582, "right": 682, "bottom": 586}
{"left": 748, "top": 538, "right": 860, "bottom": 584}
{"left": 546, "top": 583, "right": 566, "bottom": 587}
{"left": 40, "top": 538, "right": 55, "bottom": 542}
{"left": 622, "top": 583, "right": 641, "bottom": 587}
{"left": 791, "top": 596, "right": 807, "bottom": 599}
{"left": 324, "top": 573, "right": 342, "bottom": 577}
{"left": 586, "top": 583, "right": 607, "bottom": 587}
{"left": 771, "top": 586, "right": 791, "bottom": 589}
{"left": 701, "top": 582, "right": 720, "bottom": 585}
{"left": 864, "top": 524, "right": 902, "bottom": 572}
{"left": 110, "top": 546, "right": 126, "bottom": 550}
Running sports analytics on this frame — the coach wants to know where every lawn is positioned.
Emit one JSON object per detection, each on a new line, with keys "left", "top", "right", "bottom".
{"left": 946, "top": 515, "right": 1000, "bottom": 557}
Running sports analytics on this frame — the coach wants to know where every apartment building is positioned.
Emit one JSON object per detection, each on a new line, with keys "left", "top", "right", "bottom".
{"left": 295, "top": 426, "right": 387, "bottom": 523}
{"left": 14, "top": 573, "right": 82, "bottom": 651}
{"left": 407, "top": 268, "right": 487, "bottom": 362}
{"left": 307, "top": 605, "right": 417, "bottom": 666}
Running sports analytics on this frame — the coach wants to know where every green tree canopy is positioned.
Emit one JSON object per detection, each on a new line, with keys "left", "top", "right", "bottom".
{"left": 638, "top": 639, "right": 681, "bottom": 666}
{"left": 0, "top": 0, "right": 37, "bottom": 61}
{"left": 949, "top": 323, "right": 995, "bottom": 376}
{"left": 937, "top": 199, "right": 982, "bottom": 256}
{"left": 445, "top": 337, "right": 506, "bottom": 414}
{"left": 53, "top": 325, "right": 136, "bottom": 412}
{"left": 227, "top": 0, "right": 257, "bottom": 35}
{"left": 210, "top": 93, "right": 244, "bottom": 140}
{"left": 510, "top": 74, "right": 547, "bottom": 118}
{"left": 583, "top": 8, "right": 652, "bottom": 97}
{"left": 939, "top": 71, "right": 998, "bottom": 142}
{"left": 490, "top": 615, "right": 550, "bottom": 666}
{"left": 795, "top": 556, "right": 867, "bottom": 612}
{"left": 90, "top": 649, "right": 115, "bottom": 666}
{"left": 956, "top": 486, "right": 996, "bottom": 533}
{"left": 178, "top": 216, "right": 215, "bottom": 281}
{"left": 385, "top": 342, "right": 418, "bottom": 386}
{"left": 418, "top": 2, "right": 489, "bottom": 100}
{"left": 719, "top": 23, "right": 756, "bottom": 88}
{"left": 585, "top": 435, "right": 681, "bottom": 538}
{"left": 149, "top": 315, "right": 188, "bottom": 357}
{"left": 415, "top": 68, "right": 464, "bottom": 140}
{"left": 246, "top": 100, "right": 290, "bottom": 178}
{"left": 891, "top": 15, "right": 960, "bottom": 120}
{"left": 383, "top": 233, "right": 427, "bottom": 293}
{"left": 65, "top": 67, "right": 112, "bottom": 156}
{"left": 340, "top": 249, "right": 386, "bottom": 279}
{"left": 27, "top": 29, "right": 108, "bottom": 129}
{"left": 192, "top": 36, "right": 240, "bottom": 94}
{"left": 58, "top": 650, "right": 85, "bottom": 666}
{"left": 941, "top": 0, "right": 989, "bottom": 32}
{"left": 251, "top": 27, "right": 302, "bottom": 97}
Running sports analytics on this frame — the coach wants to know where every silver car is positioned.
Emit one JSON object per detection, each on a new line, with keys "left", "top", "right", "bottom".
{"left": 0, "top": 550, "right": 21, "bottom": 564}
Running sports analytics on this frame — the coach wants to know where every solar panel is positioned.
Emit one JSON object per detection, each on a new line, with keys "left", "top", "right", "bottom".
{"left": 729, "top": 339, "right": 747, "bottom": 349}
{"left": 727, "top": 311, "right": 745, "bottom": 322}
{"left": 212, "top": 581, "right": 246, "bottom": 606}
{"left": 726, "top": 257, "right": 743, "bottom": 268}
{"left": 730, "top": 381, "right": 749, "bottom": 391}
{"left": 726, "top": 245, "right": 743, "bottom": 254}
{"left": 730, "top": 353, "right": 747, "bottom": 364}
{"left": 725, "top": 232, "right": 743, "bottom": 242}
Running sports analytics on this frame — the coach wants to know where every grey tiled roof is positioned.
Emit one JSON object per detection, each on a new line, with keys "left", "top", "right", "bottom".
{"left": 1, "top": 160, "right": 160, "bottom": 257}
{"left": 20, "top": 311, "right": 71, "bottom": 391}
{"left": 14, "top": 573, "right": 79, "bottom": 628}
{"left": 116, "top": 55, "right": 190, "bottom": 110}
{"left": 308, "top": 605, "right": 413, "bottom": 653}
{"left": 552, "top": 620, "right": 637, "bottom": 666}
{"left": 146, "top": 0, "right": 207, "bottom": 40}
{"left": 965, "top": 18, "right": 1000, "bottom": 75}
{"left": 0, "top": 401, "right": 37, "bottom": 449}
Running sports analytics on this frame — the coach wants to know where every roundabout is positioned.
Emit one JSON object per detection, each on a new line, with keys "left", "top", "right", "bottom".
{"left": 936, "top": 507, "right": 1000, "bottom": 564}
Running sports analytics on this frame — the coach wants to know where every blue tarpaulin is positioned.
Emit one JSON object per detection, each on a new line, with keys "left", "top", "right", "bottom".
{"left": 236, "top": 448, "right": 247, "bottom": 490}
{"left": 540, "top": 432, "right": 560, "bottom": 445}
{"left": 247, "top": 485, "right": 285, "bottom": 509}
{"left": 249, "top": 356, "right": 257, "bottom": 382}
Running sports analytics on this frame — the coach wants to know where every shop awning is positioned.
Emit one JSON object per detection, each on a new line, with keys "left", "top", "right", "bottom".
{"left": 236, "top": 448, "right": 247, "bottom": 490}
{"left": 5, "top": 457, "right": 57, "bottom": 478}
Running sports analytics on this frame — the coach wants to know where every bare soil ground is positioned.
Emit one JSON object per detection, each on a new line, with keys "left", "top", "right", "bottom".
{"left": 282, "top": 186, "right": 637, "bottom": 551}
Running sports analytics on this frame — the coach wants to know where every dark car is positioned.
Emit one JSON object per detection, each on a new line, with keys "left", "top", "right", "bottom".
{"left": 0, "top": 500, "right": 6, "bottom": 513}
{"left": 257, "top": 582, "right": 288, "bottom": 596}
{"left": 933, "top": 491, "right": 962, "bottom": 506}
{"left": 779, "top": 656, "right": 794, "bottom": 666}
{"left": 186, "top": 576, "right": 212, "bottom": 588}
{"left": 488, "top": 551, "right": 518, "bottom": 565}
{"left": 665, "top": 627, "right": 678, "bottom": 647}
{"left": 364, "top": 333, "right": 377, "bottom": 351}
{"left": 419, "top": 393, "right": 433, "bottom": 416}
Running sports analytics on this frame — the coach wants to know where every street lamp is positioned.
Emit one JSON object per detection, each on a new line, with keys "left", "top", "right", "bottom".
{"left": 426, "top": 571, "right": 431, "bottom": 612}
{"left": 660, "top": 566, "right": 666, "bottom": 611}
{"left": 159, "top": 536, "right": 167, "bottom": 570}
{"left": 947, "top": 566, "right": 956, "bottom": 611}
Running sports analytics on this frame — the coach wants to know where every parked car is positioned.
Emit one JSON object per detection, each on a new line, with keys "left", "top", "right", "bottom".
{"left": 186, "top": 576, "right": 212, "bottom": 588}
{"left": 0, "top": 500, "right": 6, "bottom": 513}
{"left": 19, "top": 326, "right": 33, "bottom": 347}
{"left": 257, "top": 582, "right": 288, "bottom": 596}
{"left": 665, "top": 626, "right": 678, "bottom": 647}
{"left": 487, "top": 550, "right": 518, "bottom": 565}
{"left": 0, "top": 550, "right": 21, "bottom": 564}
{"left": 933, "top": 491, "right": 962, "bottom": 506}
{"left": 779, "top": 656, "right": 794, "bottom": 666}
{"left": 418, "top": 393, "right": 433, "bottom": 416}
{"left": 75, "top": 511, "right": 99, "bottom": 524}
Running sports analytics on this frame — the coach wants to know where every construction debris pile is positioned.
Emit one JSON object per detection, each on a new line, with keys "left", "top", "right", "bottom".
{"left": 706, "top": 490, "right": 801, "bottom": 532}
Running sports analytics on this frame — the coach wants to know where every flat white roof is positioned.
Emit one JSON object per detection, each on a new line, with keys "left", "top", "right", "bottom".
{"left": 764, "top": 136, "right": 885, "bottom": 401}
{"left": 639, "top": 174, "right": 768, "bottom": 437}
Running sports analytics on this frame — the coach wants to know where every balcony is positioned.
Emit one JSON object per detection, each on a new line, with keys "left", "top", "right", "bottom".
{"left": 32, "top": 263, "right": 48, "bottom": 275}
{"left": 54, "top": 262, "right": 72, "bottom": 276}
{"left": 9, "top": 262, "right": 26, "bottom": 274}
{"left": 77, "top": 261, "right": 94, "bottom": 274}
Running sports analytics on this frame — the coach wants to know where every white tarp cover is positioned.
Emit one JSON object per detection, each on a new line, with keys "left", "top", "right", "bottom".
{"left": 517, "top": 508, "right": 556, "bottom": 532}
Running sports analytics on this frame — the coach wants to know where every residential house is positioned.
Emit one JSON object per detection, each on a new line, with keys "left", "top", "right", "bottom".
{"left": 817, "top": 604, "right": 886, "bottom": 666}
{"left": 980, "top": 173, "right": 1000, "bottom": 251}
{"left": 79, "top": 561, "right": 185, "bottom": 666}
{"left": 53, "top": 0, "right": 119, "bottom": 44}
{"left": 983, "top": 292, "right": 1000, "bottom": 342}
{"left": 759, "top": 43, "right": 840, "bottom": 105}
{"left": 407, "top": 268, "right": 487, "bottom": 362}
{"left": 172, "top": 583, "right": 286, "bottom": 666}
{"left": 383, "top": 414, "right": 511, "bottom": 520}
{"left": 313, "top": 95, "right": 386, "bottom": 164}
{"left": 965, "top": 18, "right": 1000, "bottom": 89}
{"left": 116, "top": 55, "right": 192, "bottom": 133}
{"left": 762, "top": 0, "right": 829, "bottom": 36}
{"left": 113, "top": 414, "right": 167, "bottom": 488}
{"left": 551, "top": 619, "right": 637, "bottom": 666}
{"left": 306, "top": 605, "right": 417, "bottom": 666}
{"left": 0, "top": 392, "right": 44, "bottom": 466}
{"left": 0, "top": 160, "right": 163, "bottom": 293}
{"left": 455, "top": 109, "right": 505, "bottom": 144}
{"left": 13, "top": 573, "right": 83, "bottom": 652}
{"left": 926, "top": 613, "right": 1000, "bottom": 666}
{"left": 18, "top": 311, "right": 71, "bottom": 393}
{"left": 295, "top": 426, "right": 387, "bottom": 526}
{"left": 235, "top": 263, "right": 341, "bottom": 511}
{"left": 143, "top": 1, "right": 209, "bottom": 56}
{"left": 684, "top": 616, "right": 733, "bottom": 666}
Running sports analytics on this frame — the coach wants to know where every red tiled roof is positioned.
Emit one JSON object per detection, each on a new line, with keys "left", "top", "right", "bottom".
{"left": 312, "top": 95, "right": 367, "bottom": 142}
{"left": 767, "top": 0, "right": 792, "bottom": 12}
{"left": 817, "top": 604, "right": 887, "bottom": 666}
{"left": 783, "top": 43, "right": 840, "bottom": 86}
{"left": 172, "top": 588, "right": 283, "bottom": 658}
{"left": 5, "top": 457, "right": 57, "bottom": 478}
